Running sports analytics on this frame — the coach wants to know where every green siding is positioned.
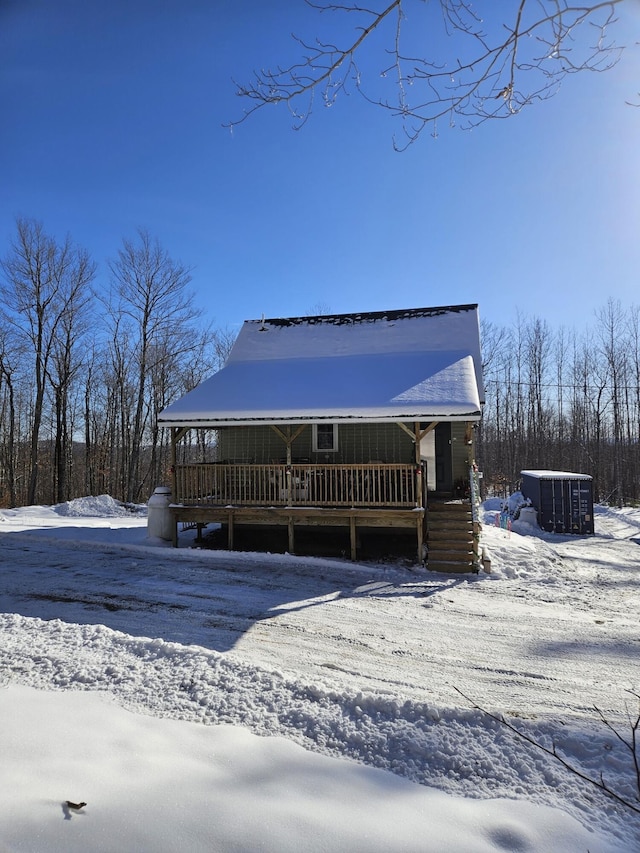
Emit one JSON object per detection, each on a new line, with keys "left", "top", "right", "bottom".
{"left": 210, "top": 421, "right": 475, "bottom": 494}
{"left": 451, "top": 422, "right": 475, "bottom": 484}
{"left": 217, "top": 423, "right": 418, "bottom": 464}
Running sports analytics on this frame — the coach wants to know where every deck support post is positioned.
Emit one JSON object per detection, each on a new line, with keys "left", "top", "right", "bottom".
{"left": 288, "top": 515, "right": 295, "bottom": 553}
{"left": 227, "top": 509, "right": 234, "bottom": 550}
{"left": 350, "top": 515, "right": 357, "bottom": 561}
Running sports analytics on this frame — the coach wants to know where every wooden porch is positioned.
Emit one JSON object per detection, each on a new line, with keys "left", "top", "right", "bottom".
{"left": 170, "top": 461, "right": 425, "bottom": 560}
{"left": 173, "top": 461, "right": 423, "bottom": 509}
{"left": 169, "top": 461, "right": 481, "bottom": 570}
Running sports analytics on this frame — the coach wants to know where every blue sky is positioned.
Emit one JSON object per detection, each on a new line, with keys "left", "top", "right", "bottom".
{"left": 1, "top": 0, "right": 639, "bottom": 336}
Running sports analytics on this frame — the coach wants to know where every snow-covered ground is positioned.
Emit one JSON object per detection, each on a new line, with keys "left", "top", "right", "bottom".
{"left": 1, "top": 495, "right": 638, "bottom": 852}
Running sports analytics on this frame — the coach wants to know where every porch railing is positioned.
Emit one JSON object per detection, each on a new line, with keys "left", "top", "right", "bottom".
{"left": 173, "top": 463, "right": 421, "bottom": 509}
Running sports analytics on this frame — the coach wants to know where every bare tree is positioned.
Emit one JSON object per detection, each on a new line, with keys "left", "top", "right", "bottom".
{"left": 306, "top": 302, "right": 333, "bottom": 316}
{"left": 107, "top": 229, "right": 204, "bottom": 502}
{"left": 0, "top": 322, "right": 23, "bottom": 507}
{"left": 595, "top": 299, "right": 627, "bottom": 505}
{"left": 524, "top": 317, "right": 553, "bottom": 468}
{"left": 45, "top": 249, "right": 95, "bottom": 502}
{"left": 627, "top": 305, "right": 640, "bottom": 492}
{"left": 0, "top": 218, "right": 95, "bottom": 505}
{"left": 229, "top": 0, "right": 625, "bottom": 148}
{"left": 477, "top": 302, "right": 640, "bottom": 504}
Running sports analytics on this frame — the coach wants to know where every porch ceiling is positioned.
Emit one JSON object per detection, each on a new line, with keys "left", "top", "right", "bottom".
{"left": 158, "top": 350, "right": 482, "bottom": 428}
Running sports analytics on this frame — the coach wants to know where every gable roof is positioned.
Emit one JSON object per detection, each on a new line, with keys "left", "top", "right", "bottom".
{"left": 158, "top": 304, "right": 484, "bottom": 428}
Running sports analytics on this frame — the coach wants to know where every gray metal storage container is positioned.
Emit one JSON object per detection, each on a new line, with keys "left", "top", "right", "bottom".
{"left": 520, "top": 470, "right": 594, "bottom": 534}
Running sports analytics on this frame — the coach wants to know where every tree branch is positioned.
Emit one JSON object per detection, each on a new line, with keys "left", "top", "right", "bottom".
{"left": 227, "top": 1, "right": 626, "bottom": 148}
{"left": 454, "top": 687, "right": 640, "bottom": 816}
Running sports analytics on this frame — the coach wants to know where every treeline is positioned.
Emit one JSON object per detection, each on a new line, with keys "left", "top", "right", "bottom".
{"left": 0, "top": 218, "right": 233, "bottom": 508}
{"left": 2, "top": 218, "right": 638, "bottom": 508}
{"left": 478, "top": 302, "right": 640, "bottom": 504}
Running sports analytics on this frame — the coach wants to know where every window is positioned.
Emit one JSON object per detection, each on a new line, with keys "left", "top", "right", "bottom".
{"left": 313, "top": 423, "right": 338, "bottom": 453}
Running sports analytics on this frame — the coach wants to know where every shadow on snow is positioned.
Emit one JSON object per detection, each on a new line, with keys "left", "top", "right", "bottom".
{"left": 0, "top": 528, "right": 476, "bottom": 653}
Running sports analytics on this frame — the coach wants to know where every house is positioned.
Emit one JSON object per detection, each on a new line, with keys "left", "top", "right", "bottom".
{"left": 157, "top": 303, "right": 485, "bottom": 569}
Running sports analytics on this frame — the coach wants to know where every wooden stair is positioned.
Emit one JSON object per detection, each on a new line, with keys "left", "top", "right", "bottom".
{"left": 426, "top": 499, "right": 479, "bottom": 573}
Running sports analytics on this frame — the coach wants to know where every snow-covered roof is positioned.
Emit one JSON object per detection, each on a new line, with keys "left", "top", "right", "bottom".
{"left": 521, "top": 470, "right": 592, "bottom": 481}
{"left": 159, "top": 304, "right": 484, "bottom": 427}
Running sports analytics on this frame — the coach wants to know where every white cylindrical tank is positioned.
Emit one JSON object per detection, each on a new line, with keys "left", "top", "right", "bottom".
{"left": 147, "top": 486, "right": 174, "bottom": 541}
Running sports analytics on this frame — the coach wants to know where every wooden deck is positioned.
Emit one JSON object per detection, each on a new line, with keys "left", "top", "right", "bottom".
{"left": 173, "top": 462, "right": 421, "bottom": 509}
{"left": 171, "top": 462, "right": 425, "bottom": 560}
{"left": 169, "top": 462, "right": 480, "bottom": 570}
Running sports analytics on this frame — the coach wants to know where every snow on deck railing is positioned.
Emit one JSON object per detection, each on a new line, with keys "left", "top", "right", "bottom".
{"left": 174, "top": 463, "right": 418, "bottom": 509}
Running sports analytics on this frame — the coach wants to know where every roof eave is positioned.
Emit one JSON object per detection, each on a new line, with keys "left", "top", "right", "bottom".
{"left": 159, "top": 411, "right": 482, "bottom": 429}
